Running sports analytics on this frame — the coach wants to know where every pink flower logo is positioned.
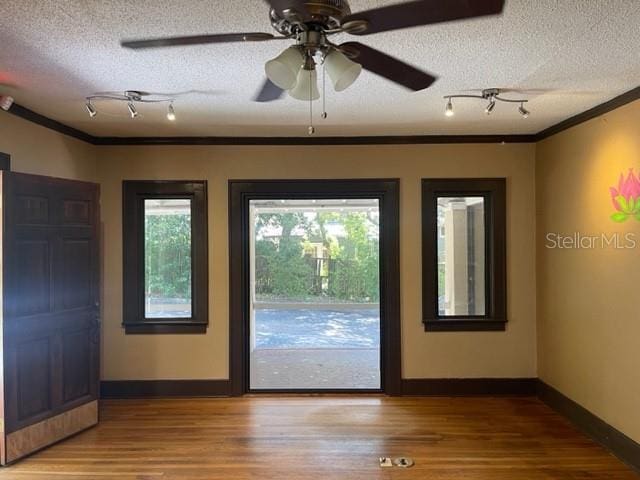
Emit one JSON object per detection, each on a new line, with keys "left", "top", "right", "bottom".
{"left": 610, "top": 169, "right": 640, "bottom": 222}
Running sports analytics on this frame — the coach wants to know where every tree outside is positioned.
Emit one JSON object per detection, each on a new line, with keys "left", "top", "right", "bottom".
{"left": 254, "top": 210, "right": 379, "bottom": 303}
{"left": 144, "top": 200, "right": 192, "bottom": 317}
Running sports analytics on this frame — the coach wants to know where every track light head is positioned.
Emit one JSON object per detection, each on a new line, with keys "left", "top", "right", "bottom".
{"left": 167, "top": 103, "right": 176, "bottom": 121}
{"left": 518, "top": 102, "right": 530, "bottom": 119}
{"left": 444, "top": 98, "right": 454, "bottom": 117}
{"left": 85, "top": 101, "right": 97, "bottom": 118}
{"left": 127, "top": 101, "right": 138, "bottom": 119}
{"left": 485, "top": 98, "right": 496, "bottom": 115}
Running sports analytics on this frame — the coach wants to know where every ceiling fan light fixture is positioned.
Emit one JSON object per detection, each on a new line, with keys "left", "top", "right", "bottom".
{"left": 127, "top": 101, "right": 138, "bottom": 119}
{"left": 324, "top": 49, "right": 362, "bottom": 92}
{"left": 265, "top": 46, "right": 304, "bottom": 90}
{"left": 444, "top": 98, "right": 454, "bottom": 117}
{"left": 85, "top": 100, "right": 97, "bottom": 118}
{"left": 167, "top": 102, "right": 176, "bottom": 121}
{"left": 289, "top": 65, "right": 320, "bottom": 101}
{"left": 518, "top": 102, "right": 530, "bottom": 118}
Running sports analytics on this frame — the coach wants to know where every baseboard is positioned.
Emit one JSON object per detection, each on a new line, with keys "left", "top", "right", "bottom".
{"left": 537, "top": 380, "right": 640, "bottom": 473}
{"left": 101, "top": 378, "right": 537, "bottom": 398}
{"left": 401, "top": 378, "right": 537, "bottom": 396}
{"left": 100, "top": 380, "right": 232, "bottom": 398}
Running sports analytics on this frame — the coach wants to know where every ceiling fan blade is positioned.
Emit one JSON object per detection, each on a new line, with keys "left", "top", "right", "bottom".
{"left": 342, "top": 0, "right": 505, "bottom": 35}
{"left": 121, "top": 32, "right": 275, "bottom": 50}
{"left": 254, "top": 79, "right": 285, "bottom": 102}
{"left": 340, "top": 42, "right": 437, "bottom": 91}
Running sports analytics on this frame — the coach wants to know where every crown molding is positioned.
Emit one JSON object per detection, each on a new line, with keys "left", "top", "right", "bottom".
{"left": 92, "top": 134, "right": 536, "bottom": 145}
{"left": 6, "top": 103, "right": 96, "bottom": 144}
{"left": 536, "top": 86, "right": 640, "bottom": 140}
{"left": 4, "top": 85, "right": 639, "bottom": 146}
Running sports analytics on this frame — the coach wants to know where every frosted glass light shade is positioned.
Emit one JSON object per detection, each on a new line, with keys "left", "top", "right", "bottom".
{"left": 265, "top": 47, "right": 304, "bottom": 90}
{"left": 325, "top": 49, "right": 362, "bottom": 92}
{"left": 289, "top": 67, "right": 320, "bottom": 101}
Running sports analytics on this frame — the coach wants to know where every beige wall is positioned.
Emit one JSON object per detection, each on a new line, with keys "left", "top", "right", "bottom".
{"left": 5, "top": 98, "right": 640, "bottom": 443}
{"left": 537, "top": 100, "right": 640, "bottom": 443}
{"left": 0, "top": 110, "right": 539, "bottom": 384}
{"left": 96, "top": 143, "right": 537, "bottom": 381}
{"left": 0, "top": 113, "right": 96, "bottom": 181}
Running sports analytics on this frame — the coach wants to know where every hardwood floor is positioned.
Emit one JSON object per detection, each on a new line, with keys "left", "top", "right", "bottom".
{"left": 0, "top": 396, "right": 637, "bottom": 479}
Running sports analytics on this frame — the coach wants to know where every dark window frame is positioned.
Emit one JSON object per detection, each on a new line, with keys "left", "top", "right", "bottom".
{"left": 228, "top": 179, "right": 401, "bottom": 396}
{"left": 422, "top": 178, "right": 506, "bottom": 332}
{"left": 122, "top": 180, "right": 208, "bottom": 334}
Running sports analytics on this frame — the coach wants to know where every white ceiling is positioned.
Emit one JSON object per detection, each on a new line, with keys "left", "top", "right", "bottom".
{"left": 1, "top": 0, "right": 639, "bottom": 138}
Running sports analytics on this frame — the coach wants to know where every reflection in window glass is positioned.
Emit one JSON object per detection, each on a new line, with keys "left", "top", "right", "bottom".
{"left": 144, "top": 199, "right": 192, "bottom": 318}
{"left": 437, "top": 197, "right": 485, "bottom": 316}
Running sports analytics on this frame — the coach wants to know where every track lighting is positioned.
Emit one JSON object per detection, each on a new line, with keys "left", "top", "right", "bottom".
{"left": 485, "top": 98, "right": 496, "bottom": 115}
{"left": 445, "top": 98, "right": 454, "bottom": 117}
{"left": 86, "top": 101, "right": 97, "bottom": 118}
{"left": 167, "top": 103, "right": 176, "bottom": 121}
{"left": 85, "top": 91, "right": 176, "bottom": 121}
{"left": 443, "top": 88, "right": 530, "bottom": 119}
{"left": 127, "top": 101, "right": 138, "bottom": 118}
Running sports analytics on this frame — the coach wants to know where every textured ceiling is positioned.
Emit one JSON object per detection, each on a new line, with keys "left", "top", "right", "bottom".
{"left": 1, "top": 0, "right": 639, "bottom": 137}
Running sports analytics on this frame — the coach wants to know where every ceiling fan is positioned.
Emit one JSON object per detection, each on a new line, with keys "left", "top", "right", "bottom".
{"left": 121, "top": 0, "right": 505, "bottom": 102}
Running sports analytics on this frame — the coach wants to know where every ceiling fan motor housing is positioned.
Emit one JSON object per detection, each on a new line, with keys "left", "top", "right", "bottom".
{"left": 270, "top": 0, "right": 352, "bottom": 35}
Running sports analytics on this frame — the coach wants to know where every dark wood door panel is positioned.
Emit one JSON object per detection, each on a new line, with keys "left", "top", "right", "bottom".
{"left": 16, "top": 337, "right": 52, "bottom": 421}
{"left": 5, "top": 173, "right": 98, "bottom": 227}
{"left": 61, "top": 199, "right": 91, "bottom": 225}
{"left": 2, "top": 172, "right": 100, "bottom": 439}
{"left": 4, "top": 323, "right": 98, "bottom": 433}
{"left": 11, "top": 239, "right": 52, "bottom": 317}
{"left": 61, "top": 239, "right": 92, "bottom": 310}
{"left": 15, "top": 195, "right": 50, "bottom": 225}
{"left": 62, "top": 329, "right": 91, "bottom": 403}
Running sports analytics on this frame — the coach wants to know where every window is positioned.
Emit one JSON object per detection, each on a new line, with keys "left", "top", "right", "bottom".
{"left": 422, "top": 179, "right": 506, "bottom": 331}
{"left": 123, "top": 181, "right": 208, "bottom": 333}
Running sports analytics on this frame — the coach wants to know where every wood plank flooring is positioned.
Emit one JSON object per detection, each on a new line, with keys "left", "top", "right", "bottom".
{"left": 0, "top": 396, "right": 637, "bottom": 479}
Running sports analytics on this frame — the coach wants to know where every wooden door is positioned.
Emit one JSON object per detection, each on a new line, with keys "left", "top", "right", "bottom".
{"left": 0, "top": 172, "right": 100, "bottom": 464}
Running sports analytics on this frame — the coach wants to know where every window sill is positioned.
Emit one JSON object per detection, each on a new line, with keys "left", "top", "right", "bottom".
{"left": 423, "top": 318, "right": 506, "bottom": 332}
{"left": 123, "top": 323, "right": 208, "bottom": 334}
